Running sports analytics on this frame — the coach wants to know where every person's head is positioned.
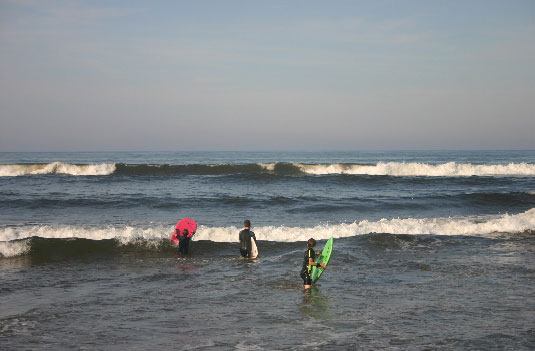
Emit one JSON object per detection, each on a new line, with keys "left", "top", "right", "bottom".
{"left": 244, "top": 220, "right": 251, "bottom": 228}
{"left": 307, "top": 238, "right": 316, "bottom": 248}
{"left": 182, "top": 229, "right": 189, "bottom": 236}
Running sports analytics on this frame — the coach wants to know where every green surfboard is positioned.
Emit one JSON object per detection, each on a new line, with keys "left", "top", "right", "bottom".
{"left": 310, "top": 237, "right": 333, "bottom": 283}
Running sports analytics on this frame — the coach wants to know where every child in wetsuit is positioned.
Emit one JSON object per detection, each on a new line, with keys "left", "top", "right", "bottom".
{"left": 178, "top": 229, "right": 191, "bottom": 254}
{"left": 300, "top": 238, "right": 326, "bottom": 289}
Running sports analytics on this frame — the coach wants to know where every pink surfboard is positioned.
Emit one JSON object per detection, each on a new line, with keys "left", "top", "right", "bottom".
{"left": 171, "top": 218, "right": 197, "bottom": 243}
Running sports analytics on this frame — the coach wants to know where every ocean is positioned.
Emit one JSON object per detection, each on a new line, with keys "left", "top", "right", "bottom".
{"left": 1, "top": 150, "right": 534, "bottom": 350}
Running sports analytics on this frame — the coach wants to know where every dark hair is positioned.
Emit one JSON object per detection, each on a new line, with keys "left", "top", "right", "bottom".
{"left": 307, "top": 238, "right": 316, "bottom": 248}
{"left": 244, "top": 220, "right": 251, "bottom": 227}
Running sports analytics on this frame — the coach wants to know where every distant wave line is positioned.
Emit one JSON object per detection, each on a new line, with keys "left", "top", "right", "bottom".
{"left": 293, "top": 161, "right": 535, "bottom": 177}
{"left": 1, "top": 161, "right": 535, "bottom": 177}
{"left": 0, "top": 162, "right": 115, "bottom": 176}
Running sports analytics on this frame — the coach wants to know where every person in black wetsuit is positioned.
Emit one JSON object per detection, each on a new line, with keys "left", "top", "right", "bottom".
{"left": 300, "top": 238, "right": 326, "bottom": 289}
{"left": 177, "top": 228, "right": 191, "bottom": 254}
{"left": 238, "top": 220, "right": 257, "bottom": 258}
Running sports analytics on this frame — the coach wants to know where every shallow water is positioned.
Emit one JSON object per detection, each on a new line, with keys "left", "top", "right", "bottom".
{"left": 1, "top": 235, "right": 534, "bottom": 350}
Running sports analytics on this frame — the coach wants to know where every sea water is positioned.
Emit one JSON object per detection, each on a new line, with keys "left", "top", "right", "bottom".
{"left": 1, "top": 151, "right": 534, "bottom": 350}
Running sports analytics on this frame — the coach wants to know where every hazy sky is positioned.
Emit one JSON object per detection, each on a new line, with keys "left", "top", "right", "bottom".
{"left": 1, "top": 0, "right": 534, "bottom": 151}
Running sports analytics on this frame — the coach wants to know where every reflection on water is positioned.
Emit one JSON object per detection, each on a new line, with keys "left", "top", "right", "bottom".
{"left": 175, "top": 264, "right": 198, "bottom": 273}
{"left": 300, "top": 287, "right": 331, "bottom": 320}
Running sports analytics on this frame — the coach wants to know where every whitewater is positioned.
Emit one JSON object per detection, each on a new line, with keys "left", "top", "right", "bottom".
{"left": 2, "top": 161, "right": 535, "bottom": 177}
{"left": 2, "top": 209, "right": 534, "bottom": 258}
{"left": 0, "top": 162, "right": 116, "bottom": 176}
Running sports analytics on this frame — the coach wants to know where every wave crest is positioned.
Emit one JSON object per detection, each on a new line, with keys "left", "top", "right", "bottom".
{"left": 1, "top": 209, "right": 534, "bottom": 257}
{"left": 2, "top": 161, "right": 534, "bottom": 177}
{"left": 0, "top": 162, "right": 116, "bottom": 176}
{"left": 295, "top": 162, "right": 535, "bottom": 177}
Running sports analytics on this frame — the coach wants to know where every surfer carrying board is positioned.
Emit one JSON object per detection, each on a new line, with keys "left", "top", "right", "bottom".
{"left": 300, "top": 238, "right": 326, "bottom": 289}
{"left": 171, "top": 218, "right": 197, "bottom": 255}
{"left": 238, "top": 220, "right": 257, "bottom": 258}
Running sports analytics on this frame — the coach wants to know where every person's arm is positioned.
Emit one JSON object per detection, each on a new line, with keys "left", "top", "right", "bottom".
{"left": 308, "top": 257, "right": 326, "bottom": 269}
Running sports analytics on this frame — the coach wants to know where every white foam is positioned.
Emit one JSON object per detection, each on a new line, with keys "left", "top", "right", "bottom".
{"left": 0, "top": 225, "right": 167, "bottom": 242}
{"left": 0, "top": 240, "right": 30, "bottom": 258}
{"left": 294, "top": 162, "right": 535, "bottom": 177}
{"left": 1, "top": 209, "right": 533, "bottom": 256}
{"left": 258, "top": 163, "right": 277, "bottom": 171}
{"left": 0, "top": 225, "right": 169, "bottom": 257}
{"left": 0, "top": 162, "right": 116, "bottom": 176}
{"left": 196, "top": 209, "right": 535, "bottom": 242}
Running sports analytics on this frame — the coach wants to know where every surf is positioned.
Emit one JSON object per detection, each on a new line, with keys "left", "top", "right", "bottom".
{"left": 2, "top": 161, "right": 535, "bottom": 177}
{"left": 0, "top": 162, "right": 116, "bottom": 176}
{"left": 2, "top": 209, "right": 534, "bottom": 258}
{"left": 294, "top": 161, "right": 535, "bottom": 177}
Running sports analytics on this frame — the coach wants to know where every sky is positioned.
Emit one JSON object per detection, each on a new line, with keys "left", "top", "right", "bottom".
{"left": 0, "top": 0, "right": 534, "bottom": 151}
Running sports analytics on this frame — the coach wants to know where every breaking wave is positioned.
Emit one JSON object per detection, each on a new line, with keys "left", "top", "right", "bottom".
{"left": 0, "top": 162, "right": 115, "bottom": 176}
{"left": 2, "top": 209, "right": 534, "bottom": 258}
{"left": 292, "top": 162, "right": 535, "bottom": 177}
{"left": 2, "top": 161, "right": 535, "bottom": 177}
